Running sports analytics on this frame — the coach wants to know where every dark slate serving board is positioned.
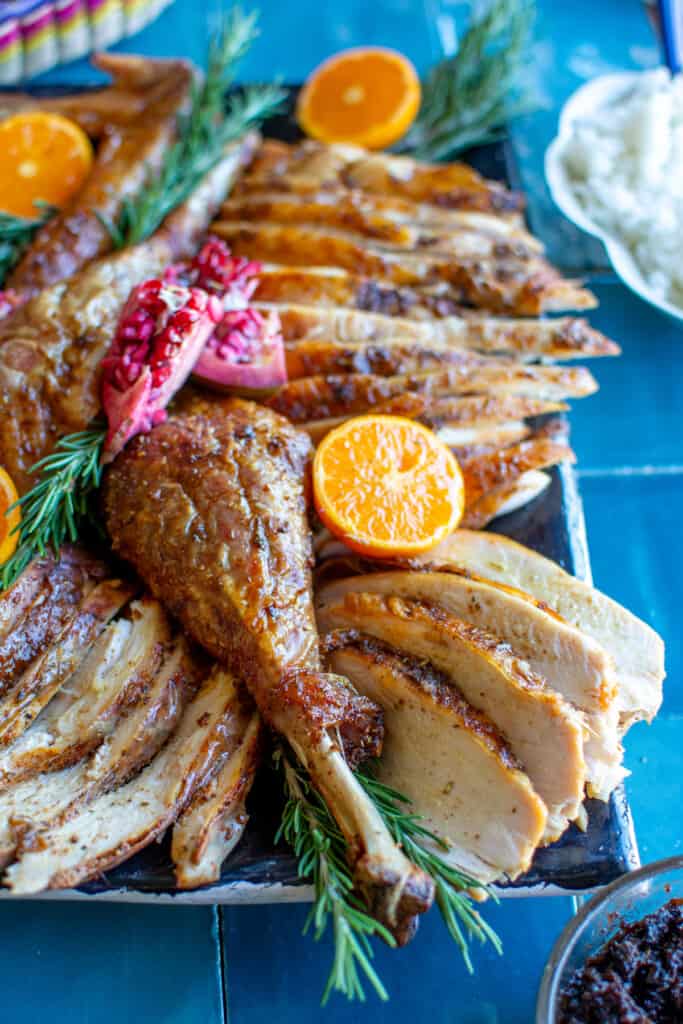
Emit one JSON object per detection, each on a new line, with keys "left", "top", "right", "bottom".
{"left": 8, "top": 89, "right": 639, "bottom": 902}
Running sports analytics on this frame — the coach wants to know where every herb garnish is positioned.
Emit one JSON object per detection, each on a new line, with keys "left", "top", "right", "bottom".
{"left": 276, "top": 746, "right": 501, "bottom": 1004}
{"left": 275, "top": 748, "right": 396, "bottom": 1004}
{"left": 0, "top": 206, "right": 54, "bottom": 287}
{"left": 1, "top": 8, "right": 283, "bottom": 592}
{"left": 397, "top": 0, "right": 536, "bottom": 161}
{"left": 1, "top": 427, "right": 106, "bottom": 590}
{"left": 358, "top": 769, "right": 502, "bottom": 972}
{"left": 104, "top": 8, "right": 284, "bottom": 248}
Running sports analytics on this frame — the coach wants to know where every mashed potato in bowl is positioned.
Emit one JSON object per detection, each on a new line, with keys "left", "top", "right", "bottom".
{"left": 548, "top": 69, "right": 683, "bottom": 315}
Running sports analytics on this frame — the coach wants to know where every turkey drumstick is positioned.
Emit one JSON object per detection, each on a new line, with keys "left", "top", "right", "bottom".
{"left": 103, "top": 396, "right": 434, "bottom": 941}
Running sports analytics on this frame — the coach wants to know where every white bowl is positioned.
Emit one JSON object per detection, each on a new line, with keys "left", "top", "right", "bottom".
{"left": 545, "top": 71, "right": 683, "bottom": 323}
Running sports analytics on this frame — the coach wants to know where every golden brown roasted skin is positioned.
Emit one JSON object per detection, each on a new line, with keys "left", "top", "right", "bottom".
{"left": 262, "top": 302, "right": 619, "bottom": 361}
{"left": 219, "top": 192, "right": 541, "bottom": 259}
{"left": 253, "top": 265, "right": 461, "bottom": 317}
{"left": 0, "top": 547, "right": 109, "bottom": 696}
{"left": 103, "top": 398, "right": 380, "bottom": 765}
{"left": 0, "top": 52, "right": 188, "bottom": 137}
{"left": 237, "top": 139, "right": 525, "bottom": 214}
{"left": 266, "top": 364, "right": 598, "bottom": 423}
{"left": 0, "top": 139, "right": 254, "bottom": 495}
{"left": 103, "top": 398, "right": 434, "bottom": 941}
{"left": 284, "top": 339, "right": 489, "bottom": 379}
{"left": 213, "top": 221, "right": 596, "bottom": 315}
{"left": 459, "top": 437, "right": 576, "bottom": 529}
{"left": 7, "top": 55, "right": 194, "bottom": 295}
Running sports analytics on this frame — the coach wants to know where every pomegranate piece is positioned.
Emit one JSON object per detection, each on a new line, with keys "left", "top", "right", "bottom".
{"left": 163, "top": 238, "right": 287, "bottom": 397}
{"left": 101, "top": 279, "right": 223, "bottom": 461}
{"left": 163, "top": 236, "right": 261, "bottom": 310}
{"left": 192, "top": 307, "right": 287, "bottom": 397}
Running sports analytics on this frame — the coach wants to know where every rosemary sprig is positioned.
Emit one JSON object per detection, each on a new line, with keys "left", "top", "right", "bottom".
{"left": 0, "top": 9, "right": 282, "bottom": 591}
{"left": 106, "top": 8, "right": 285, "bottom": 248}
{"left": 1, "top": 426, "right": 106, "bottom": 591}
{"left": 0, "top": 206, "right": 54, "bottom": 286}
{"left": 275, "top": 748, "right": 396, "bottom": 1004}
{"left": 276, "top": 747, "right": 502, "bottom": 1004}
{"left": 357, "top": 768, "right": 503, "bottom": 972}
{"left": 397, "top": 0, "right": 537, "bottom": 161}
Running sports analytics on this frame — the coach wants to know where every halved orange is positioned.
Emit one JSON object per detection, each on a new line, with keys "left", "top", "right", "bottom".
{"left": 0, "top": 466, "right": 20, "bottom": 566}
{"left": 313, "top": 414, "right": 464, "bottom": 557}
{"left": 0, "top": 112, "right": 93, "bottom": 219}
{"left": 297, "top": 47, "right": 421, "bottom": 150}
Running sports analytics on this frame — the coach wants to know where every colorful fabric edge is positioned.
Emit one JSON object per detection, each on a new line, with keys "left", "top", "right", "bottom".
{"left": 0, "top": 0, "right": 174, "bottom": 83}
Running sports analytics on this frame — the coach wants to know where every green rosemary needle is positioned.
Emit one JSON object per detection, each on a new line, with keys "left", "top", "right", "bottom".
{"left": 397, "top": 0, "right": 537, "bottom": 161}
{"left": 0, "top": 9, "right": 283, "bottom": 591}
{"left": 357, "top": 767, "right": 503, "bottom": 972}
{"left": 0, "top": 205, "right": 54, "bottom": 287}
{"left": 276, "top": 747, "right": 502, "bottom": 1004}
{"left": 275, "top": 747, "right": 396, "bottom": 1004}
{"left": 106, "top": 8, "right": 285, "bottom": 248}
{"left": 1, "top": 426, "right": 106, "bottom": 591}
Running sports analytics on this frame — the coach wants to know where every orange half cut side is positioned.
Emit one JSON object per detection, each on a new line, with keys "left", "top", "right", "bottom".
{"left": 0, "top": 466, "right": 20, "bottom": 566}
{"left": 297, "top": 47, "right": 421, "bottom": 150}
{"left": 313, "top": 414, "right": 465, "bottom": 558}
{"left": 0, "top": 112, "right": 93, "bottom": 219}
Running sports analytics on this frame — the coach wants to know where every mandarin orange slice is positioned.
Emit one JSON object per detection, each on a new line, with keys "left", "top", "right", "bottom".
{"left": 296, "top": 47, "right": 421, "bottom": 150}
{"left": 0, "top": 466, "right": 20, "bottom": 566}
{"left": 313, "top": 414, "right": 464, "bottom": 557}
{"left": 0, "top": 112, "right": 93, "bottom": 219}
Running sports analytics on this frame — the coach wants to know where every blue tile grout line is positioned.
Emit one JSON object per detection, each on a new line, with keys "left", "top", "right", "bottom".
{"left": 217, "top": 907, "right": 230, "bottom": 1024}
{"left": 576, "top": 465, "right": 683, "bottom": 478}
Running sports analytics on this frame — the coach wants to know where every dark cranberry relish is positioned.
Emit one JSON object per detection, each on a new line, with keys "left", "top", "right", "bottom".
{"left": 559, "top": 899, "right": 683, "bottom": 1023}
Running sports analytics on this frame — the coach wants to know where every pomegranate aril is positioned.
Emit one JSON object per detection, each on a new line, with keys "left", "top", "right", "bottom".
{"left": 152, "top": 363, "right": 172, "bottom": 386}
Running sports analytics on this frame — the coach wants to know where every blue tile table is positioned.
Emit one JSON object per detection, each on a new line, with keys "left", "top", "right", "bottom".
{"left": 4, "top": 1, "right": 680, "bottom": 1021}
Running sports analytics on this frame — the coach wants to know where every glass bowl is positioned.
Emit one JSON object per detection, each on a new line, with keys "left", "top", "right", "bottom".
{"left": 536, "top": 855, "right": 683, "bottom": 1023}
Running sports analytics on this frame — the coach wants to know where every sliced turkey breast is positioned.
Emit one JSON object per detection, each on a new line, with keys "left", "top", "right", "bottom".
{"left": 6, "top": 664, "right": 241, "bottom": 893}
{"left": 0, "top": 621, "right": 131, "bottom": 786}
{"left": 220, "top": 191, "right": 543, "bottom": 257}
{"left": 300, "top": 394, "right": 565, "bottom": 446}
{"left": 316, "top": 592, "right": 586, "bottom": 841}
{"left": 212, "top": 220, "right": 595, "bottom": 315}
{"left": 408, "top": 530, "right": 665, "bottom": 730}
{"left": 0, "top": 548, "right": 109, "bottom": 694}
{"left": 241, "top": 215, "right": 535, "bottom": 263}
{"left": 284, "top": 338, "right": 490, "bottom": 379}
{"left": 267, "top": 365, "right": 597, "bottom": 423}
{"left": 307, "top": 418, "right": 531, "bottom": 451}
{"left": 0, "top": 578, "right": 135, "bottom": 746}
{"left": 442, "top": 422, "right": 532, "bottom": 453}
{"left": 0, "top": 551, "right": 78, "bottom": 643}
{"left": 227, "top": 185, "right": 533, "bottom": 235}
{"left": 80, "top": 637, "right": 199, "bottom": 797}
{"left": 253, "top": 302, "right": 618, "bottom": 360}
{"left": 253, "top": 275, "right": 614, "bottom": 357}
{"left": 172, "top": 707, "right": 262, "bottom": 888}
{"left": 481, "top": 471, "right": 551, "bottom": 521}
{"left": 323, "top": 632, "right": 546, "bottom": 882}
{"left": 238, "top": 139, "right": 524, "bottom": 214}
{"left": 0, "top": 598, "right": 171, "bottom": 786}
{"left": 0, "top": 636, "right": 198, "bottom": 866}
{"left": 317, "top": 572, "right": 623, "bottom": 800}
{"left": 459, "top": 435, "right": 575, "bottom": 529}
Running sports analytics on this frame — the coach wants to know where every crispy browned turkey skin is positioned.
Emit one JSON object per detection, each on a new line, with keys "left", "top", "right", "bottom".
{"left": 7, "top": 55, "right": 194, "bottom": 296}
{"left": 236, "top": 139, "right": 525, "bottom": 214}
{"left": 0, "top": 138, "right": 254, "bottom": 495}
{"left": 103, "top": 397, "right": 434, "bottom": 940}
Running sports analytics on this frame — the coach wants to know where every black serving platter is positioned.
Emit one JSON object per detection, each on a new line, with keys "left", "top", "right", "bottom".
{"left": 8, "top": 89, "right": 639, "bottom": 902}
